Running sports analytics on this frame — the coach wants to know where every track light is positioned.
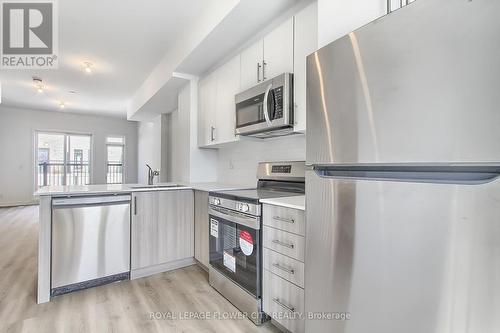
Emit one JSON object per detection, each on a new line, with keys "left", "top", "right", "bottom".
{"left": 33, "top": 77, "right": 44, "bottom": 93}
{"left": 84, "top": 62, "right": 93, "bottom": 74}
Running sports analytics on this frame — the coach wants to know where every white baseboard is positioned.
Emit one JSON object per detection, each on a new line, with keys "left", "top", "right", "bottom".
{"left": 130, "top": 257, "right": 196, "bottom": 280}
{"left": 0, "top": 201, "right": 38, "bottom": 208}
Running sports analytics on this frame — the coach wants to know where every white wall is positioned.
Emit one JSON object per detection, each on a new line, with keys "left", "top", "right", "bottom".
{"left": 137, "top": 115, "right": 166, "bottom": 184}
{"left": 318, "top": 0, "right": 386, "bottom": 47}
{"left": 128, "top": 0, "right": 239, "bottom": 119}
{"left": 170, "top": 102, "right": 190, "bottom": 182}
{"left": 137, "top": 115, "right": 163, "bottom": 184}
{"left": 0, "top": 105, "right": 138, "bottom": 206}
{"left": 137, "top": 113, "right": 178, "bottom": 183}
{"left": 217, "top": 135, "right": 306, "bottom": 186}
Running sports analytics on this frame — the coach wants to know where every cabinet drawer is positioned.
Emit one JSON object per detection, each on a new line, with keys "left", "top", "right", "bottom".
{"left": 263, "top": 204, "right": 305, "bottom": 236}
{"left": 263, "top": 270, "right": 305, "bottom": 333}
{"left": 263, "top": 248, "right": 304, "bottom": 288}
{"left": 263, "top": 226, "right": 305, "bottom": 262}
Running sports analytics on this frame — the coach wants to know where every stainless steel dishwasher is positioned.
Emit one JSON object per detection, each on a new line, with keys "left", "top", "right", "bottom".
{"left": 51, "top": 195, "right": 131, "bottom": 296}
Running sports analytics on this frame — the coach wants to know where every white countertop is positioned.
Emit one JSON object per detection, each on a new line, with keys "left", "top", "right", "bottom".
{"left": 180, "top": 182, "right": 251, "bottom": 192}
{"left": 260, "top": 195, "right": 305, "bottom": 211}
{"left": 34, "top": 182, "right": 249, "bottom": 197}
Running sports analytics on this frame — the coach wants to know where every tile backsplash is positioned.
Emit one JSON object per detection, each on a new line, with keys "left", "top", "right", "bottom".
{"left": 217, "top": 134, "right": 306, "bottom": 186}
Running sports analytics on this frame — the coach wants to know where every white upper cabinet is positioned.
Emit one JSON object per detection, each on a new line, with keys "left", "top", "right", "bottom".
{"left": 293, "top": 2, "right": 318, "bottom": 133}
{"left": 198, "top": 72, "right": 217, "bottom": 147}
{"left": 240, "top": 18, "right": 294, "bottom": 91}
{"left": 263, "top": 17, "right": 294, "bottom": 81}
{"left": 215, "top": 54, "right": 241, "bottom": 145}
{"left": 240, "top": 40, "right": 264, "bottom": 91}
{"left": 198, "top": 54, "right": 241, "bottom": 147}
{"left": 198, "top": 3, "right": 318, "bottom": 147}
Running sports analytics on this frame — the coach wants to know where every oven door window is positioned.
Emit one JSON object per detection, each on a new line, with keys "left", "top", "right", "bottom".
{"left": 209, "top": 214, "right": 261, "bottom": 297}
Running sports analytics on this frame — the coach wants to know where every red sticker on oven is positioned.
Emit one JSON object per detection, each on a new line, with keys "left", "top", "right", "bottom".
{"left": 239, "top": 230, "right": 254, "bottom": 256}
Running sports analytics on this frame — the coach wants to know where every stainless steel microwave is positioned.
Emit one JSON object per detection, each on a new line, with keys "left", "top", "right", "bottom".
{"left": 235, "top": 73, "right": 293, "bottom": 138}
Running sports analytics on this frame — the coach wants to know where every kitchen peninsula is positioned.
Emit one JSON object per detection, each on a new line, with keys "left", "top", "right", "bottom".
{"left": 35, "top": 182, "right": 245, "bottom": 304}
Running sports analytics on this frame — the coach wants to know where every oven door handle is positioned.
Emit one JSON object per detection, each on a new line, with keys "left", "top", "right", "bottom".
{"left": 263, "top": 83, "right": 273, "bottom": 126}
{"left": 209, "top": 206, "right": 261, "bottom": 230}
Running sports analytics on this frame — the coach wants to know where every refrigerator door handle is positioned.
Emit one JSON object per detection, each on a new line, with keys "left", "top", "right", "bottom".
{"left": 313, "top": 164, "right": 500, "bottom": 185}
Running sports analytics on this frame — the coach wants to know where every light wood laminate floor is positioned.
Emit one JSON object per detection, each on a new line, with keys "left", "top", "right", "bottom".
{"left": 0, "top": 206, "right": 280, "bottom": 333}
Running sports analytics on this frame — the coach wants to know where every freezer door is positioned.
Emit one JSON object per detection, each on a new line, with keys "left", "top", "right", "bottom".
{"left": 305, "top": 170, "right": 500, "bottom": 333}
{"left": 306, "top": 0, "right": 500, "bottom": 165}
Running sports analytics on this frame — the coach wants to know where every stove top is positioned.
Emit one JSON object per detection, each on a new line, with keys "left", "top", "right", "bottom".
{"left": 211, "top": 188, "right": 303, "bottom": 203}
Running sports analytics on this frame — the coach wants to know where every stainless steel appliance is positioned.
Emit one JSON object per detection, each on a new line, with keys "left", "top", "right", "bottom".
{"left": 209, "top": 161, "right": 305, "bottom": 325}
{"left": 305, "top": 1, "right": 500, "bottom": 332}
{"left": 51, "top": 195, "right": 131, "bottom": 296}
{"left": 235, "top": 73, "right": 294, "bottom": 138}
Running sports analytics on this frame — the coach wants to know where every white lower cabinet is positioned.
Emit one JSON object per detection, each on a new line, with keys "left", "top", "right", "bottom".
{"left": 194, "top": 190, "right": 210, "bottom": 268}
{"left": 131, "top": 190, "right": 194, "bottom": 272}
{"left": 263, "top": 248, "right": 304, "bottom": 288}
{"left": 263, "top": 270, "right": 305, "bottom": 333}
{"left": 263, "top": 225, "right": 305, "bottom": 262}
{"left": 262, "top": 203, "right": 306, "bottom": 333}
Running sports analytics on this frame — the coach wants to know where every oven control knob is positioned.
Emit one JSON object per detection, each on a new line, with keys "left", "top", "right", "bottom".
{"left": 240, "top": 203, "right": 250, "bottom": 212}
{"left": 214, "top": 198, "right": 221, "bottom": 205}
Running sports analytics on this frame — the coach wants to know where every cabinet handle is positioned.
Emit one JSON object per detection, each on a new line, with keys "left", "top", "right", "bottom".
{"left": 263, "top": 60, "right": 267, "bottom": 80}
{"left": 134, "top": 196, "right": 137, "bottom": 215}
{"left": 272, "top": 262, "right": 295, "bottom": 274}
{"left": 273, "top": 298, "right": 295, "bottom": 313}
{"left": 272, "top": 239, "right": 294, "bottom": 249}
{"left": 211, "top": 126, "right": 215, "bottom": 141}
{"left": 257, "top": 63, "right": 262, "bottom": 82}
{"left": 273, "top": 216, "right": 295, "bottom": 224}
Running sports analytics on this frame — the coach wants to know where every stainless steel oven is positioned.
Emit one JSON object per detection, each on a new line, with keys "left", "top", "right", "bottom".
{"left": 208, "top": 161, "right": 306, "bottom": 326}
{"left": 235, "top": 73, "right": 293, "bottom": 138}
{"left": 209, "top": 204, "right": 261, "bottom": 297}
{"left": 208, "top": 197, "right": 264, "bottom": 324}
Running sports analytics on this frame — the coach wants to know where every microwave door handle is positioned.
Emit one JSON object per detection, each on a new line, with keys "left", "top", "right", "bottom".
{"left": 263, "top": 83, "right": 273, "bottom": 126}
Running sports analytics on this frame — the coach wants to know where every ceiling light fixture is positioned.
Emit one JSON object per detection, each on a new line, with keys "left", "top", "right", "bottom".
{"left": 33, "top": 77, "right": 44, "bottom": 93}
{"left": 59, "top": 102, "right": 65, "bottom": 109}
{"left": 84, "top": 62, "right": 93, "bottom": 73}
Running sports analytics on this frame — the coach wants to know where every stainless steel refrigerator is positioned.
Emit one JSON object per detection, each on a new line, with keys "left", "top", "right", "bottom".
{"left": 305, "top": 0, "right": 500, "bottom": 332}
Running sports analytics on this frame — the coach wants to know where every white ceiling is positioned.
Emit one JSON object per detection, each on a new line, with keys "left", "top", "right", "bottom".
{"left": 129, "top": 0, "right": 307, "bottom": 121}
{"left": 0, "top": 0, "right": 225, "bottom": 118}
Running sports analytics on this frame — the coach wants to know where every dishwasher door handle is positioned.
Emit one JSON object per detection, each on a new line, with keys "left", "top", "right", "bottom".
{"left": 52, "top": 195, "right": 131, "bottom": 208}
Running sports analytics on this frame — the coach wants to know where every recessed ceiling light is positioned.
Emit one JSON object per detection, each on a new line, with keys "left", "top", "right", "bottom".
{"left": 84, "top": 62, "right": 93, "bottom": 74}
{"left": 59, "top": 102, "right": 65, "bottom": 109}
{"left": 33, "top": 77, "right": 44, "bottom": 93}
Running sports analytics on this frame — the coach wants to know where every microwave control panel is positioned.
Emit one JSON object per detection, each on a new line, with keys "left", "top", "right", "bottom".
{"left": 273, "top": 86, "right": 283, "bottom": 119}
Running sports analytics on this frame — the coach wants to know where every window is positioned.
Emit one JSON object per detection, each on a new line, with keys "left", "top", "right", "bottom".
{"left": 106, "top": 136, "right": 125, "bottom": 184}
{"left": 36, "top": 132, "right": 92, "bottom": 188}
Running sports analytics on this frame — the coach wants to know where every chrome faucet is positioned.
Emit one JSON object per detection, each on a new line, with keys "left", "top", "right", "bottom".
{"left": 146, "top": 164, "right": 159, "bottom": 185}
